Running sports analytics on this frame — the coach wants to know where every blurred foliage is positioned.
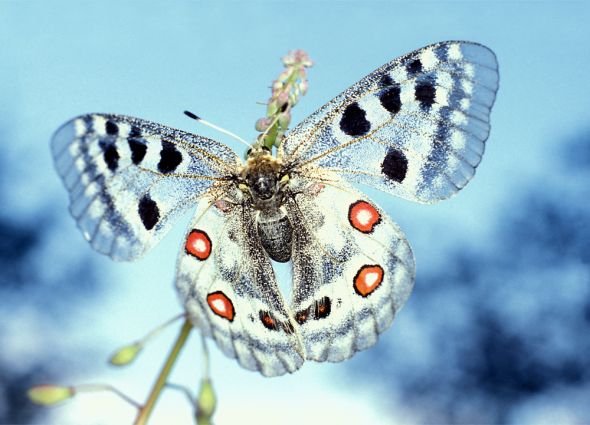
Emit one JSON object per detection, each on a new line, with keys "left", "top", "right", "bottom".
{"left": 352, "top": 131, "right": 590, "bottom": 423}
{"left": 0, "top": 125, "right": 103, "bottom": 424}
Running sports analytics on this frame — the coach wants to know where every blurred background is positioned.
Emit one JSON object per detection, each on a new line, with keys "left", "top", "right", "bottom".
{"left": 1, "top": 1, "right": 589, "bottom": 424}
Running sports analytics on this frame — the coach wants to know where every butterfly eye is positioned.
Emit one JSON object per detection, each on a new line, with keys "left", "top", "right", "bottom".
{"left": 245, "top": 145, "right": 271, "bottom": 160}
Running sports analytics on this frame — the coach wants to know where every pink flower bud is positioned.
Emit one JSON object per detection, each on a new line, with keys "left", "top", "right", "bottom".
{"left": 255, "top": 118, "right": 271, "bottom": 132}
{"left": 277, "top": 92, "right": 289, "bottom": 107}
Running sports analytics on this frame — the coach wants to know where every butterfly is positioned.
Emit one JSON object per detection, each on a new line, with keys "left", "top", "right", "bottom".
{"left": 51, "top": 41, "right": 498, "bottom": 376}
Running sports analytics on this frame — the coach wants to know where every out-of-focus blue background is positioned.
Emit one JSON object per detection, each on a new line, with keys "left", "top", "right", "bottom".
{"left": 1, "top": 2, "right": 589, "bottom": 424}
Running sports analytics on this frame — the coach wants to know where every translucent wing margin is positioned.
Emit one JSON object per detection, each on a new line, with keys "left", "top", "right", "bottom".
{"left": 176, "top": 195, "right": 304, "bottom": 376}
{"left": 285, "top": 178, "right": 415, "bottom": 361}
{"left": 51, "top": 113, "right": 241, "bottom": 260}
{"left": 280, "top": 41, "right": 499, "bottom": 203}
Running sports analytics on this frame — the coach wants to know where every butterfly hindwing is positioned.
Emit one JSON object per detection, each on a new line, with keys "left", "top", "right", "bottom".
{"left": 51, "top": 113, "right": 241, "bottom": 260}
{"left": 285, "top": 177, "right": 415, "bottom": 362}
{"left": 176, "top": 194, "right": 305, "bottom": 377}
{"left": 280, "top": 41, "right": 499, "bottom": 203}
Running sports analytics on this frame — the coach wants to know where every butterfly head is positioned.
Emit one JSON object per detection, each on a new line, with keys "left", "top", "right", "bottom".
{"left": 240, "top": 146, "right": 288, "bottom": 207}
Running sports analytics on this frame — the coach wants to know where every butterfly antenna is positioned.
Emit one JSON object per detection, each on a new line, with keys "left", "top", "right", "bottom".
{"left": 184, "top": 110, "right": 251, "bottom": 148}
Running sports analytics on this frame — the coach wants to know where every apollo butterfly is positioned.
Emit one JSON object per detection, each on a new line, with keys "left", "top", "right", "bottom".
{"left": 51, "top": 41, "right": 498, "bottom": 376}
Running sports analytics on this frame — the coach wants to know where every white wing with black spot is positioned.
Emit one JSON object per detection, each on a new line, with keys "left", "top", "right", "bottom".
{"left": 285, "top": 178, "right": 415, "bottom": 361}
{"left": 51, "top": 113, "right": 241, "bottom": 260}
{"left": 176, "top": 193, "right": 305, "bottom": 377}
{"left": 280, "top": 41, "right": 499, "bottom": 203}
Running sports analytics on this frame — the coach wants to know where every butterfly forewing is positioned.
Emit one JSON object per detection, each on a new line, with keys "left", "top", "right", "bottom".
{"left": 280, "top": 41, "right": 499, "bottom": 203}
{"left": 285, "top": 178, "right": 415, "bottom": 362}
{"left": 176, "top": 195, "right": 305, "bottom": 377}
{"left": 51, "top": 113, "right": 241, "bottom": 260}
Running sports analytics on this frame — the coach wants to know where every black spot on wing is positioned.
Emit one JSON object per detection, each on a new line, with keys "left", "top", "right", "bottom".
{"left": 259, "top": 311, "right": 278, "bottom": 330}
{"left": 128, "top": 138, "right": 147, "bottom": 165}
{"left": 407, "top": 58, "right": 422, "bottom": 75}
{"left": 379, "top": 74, "right": 393, "bottom": 88}
{"left": 281, "top": 321, "right": 295, "bottom": 334}
{"left": 295, "top": 297, "right": 332, "bottom": 325}
{"left": 83, "top": 115, "right": 94, "bottom": 132}
{"left": 295, "top": 307, "right": 310, "bottom": 325}
{"left": 435, "top": 43, "right": 449, "bottom": 62}
{"left": 259, "top": 311, "right": 294, "bottom": 334}
{"left": 100, "top": 140, "right": 119, "bottom": 171}
{"left": 313, "top": 297, "right": 332, "bottom": 319}
{"left": 339, "top": 102, "right": 371, "bottom": 137}
{"left": 138, "top": 195, "right": 159, "bottom": 230}
{"left": 379, "top": 85, "right": 402, "bottom": 114}
{"left": 415, "top": 80, "right": 436, "bottom": 109}
{"left": 129, "top": 125, "right": 142, "bottom": 138}
{"left": 381, "top": 148, "right": 408, "bottom": 183}
{"left": 105, "top": 120, "right": 119, "bottom": 136}
{"left": 158, "top": 141, "right": 182, "bottom": 173}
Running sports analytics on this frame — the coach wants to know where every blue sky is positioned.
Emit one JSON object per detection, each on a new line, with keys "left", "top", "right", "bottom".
{"left": 1, "top": 1, "right": 590, "bottom": 424}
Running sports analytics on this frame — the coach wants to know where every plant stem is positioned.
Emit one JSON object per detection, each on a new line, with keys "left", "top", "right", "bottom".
{"left": 75, "top": 384, "right": 142, "bottom": 409}
{"left": 139, "top": 313, "right": 186, "bottom": 346}
{"left": 134, "top": 319, "right": 193, "bottom": 425}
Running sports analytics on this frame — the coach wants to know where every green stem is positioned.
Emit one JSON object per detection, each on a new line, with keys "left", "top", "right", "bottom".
{"left": 75, "top": 384, "right": 142, "bottom": 409}
{"left": 134, "top": 319, "right": 193, "bottom": 425}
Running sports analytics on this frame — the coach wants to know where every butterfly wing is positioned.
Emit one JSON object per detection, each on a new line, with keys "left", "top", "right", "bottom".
{"left": 285, "top": 178, "right": 415, "bottom": 362}
{"left": 176, "top": 194, "right": 305, "bottom": 377}
{"left": 280, "top": 41, "right": 499, "bottom": 203}
{"left": 51, "top": 113, "right": 241, "bottom": 260}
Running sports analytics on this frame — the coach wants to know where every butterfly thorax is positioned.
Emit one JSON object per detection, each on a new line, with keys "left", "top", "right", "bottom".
{"left": 240, "top": 149, "right": 293, "bottom": 263}
{"left": 240, "top": 149, "right": 287, "bottom": 208}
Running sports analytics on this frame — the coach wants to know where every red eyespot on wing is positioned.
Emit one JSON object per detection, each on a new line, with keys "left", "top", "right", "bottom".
{"left": 207, "top": 291, "right": 235, "bottom": 321}
{"left": 353, "top": 265, "right": 384, "bottom": 297}
{"left": 185, "top": 229, "right": 212, "bottom": 260}
{"left": 348, "top": 200, "right": 381, "bottom": 233}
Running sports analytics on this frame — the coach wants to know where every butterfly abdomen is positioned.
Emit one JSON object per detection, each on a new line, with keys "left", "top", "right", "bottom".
{"left": 256, "top": 207, "right": 293, "bottom": 263}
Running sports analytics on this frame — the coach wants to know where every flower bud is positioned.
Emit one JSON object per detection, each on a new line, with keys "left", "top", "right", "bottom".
{"left": 278, "top": 112, "right": 291, "bottom": 129}
{"left": 196, "top": 378, "right": 216, "bottom": 423}
{"left": 300, "top": 80, "right": 309, "bottom": 95}
{"left": 278, "top": 70, "right": 290, "bottom": 82}
{"left": 255, "top": 118, "right": 271, "bottom": 132}
{"left": 266, "top": 101, "right": 278, "bottom": 116}
{"left": 276, "top": 92, "right": 289, "bottom": 107}
{"left": 28, "top": 385, "right": 74, "bottom": 406}
{"left": 272, "top": 80, "right": 283, "bottom": 92}
{"left": 109, "top": 342, "right": 142, "bottom": 366}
